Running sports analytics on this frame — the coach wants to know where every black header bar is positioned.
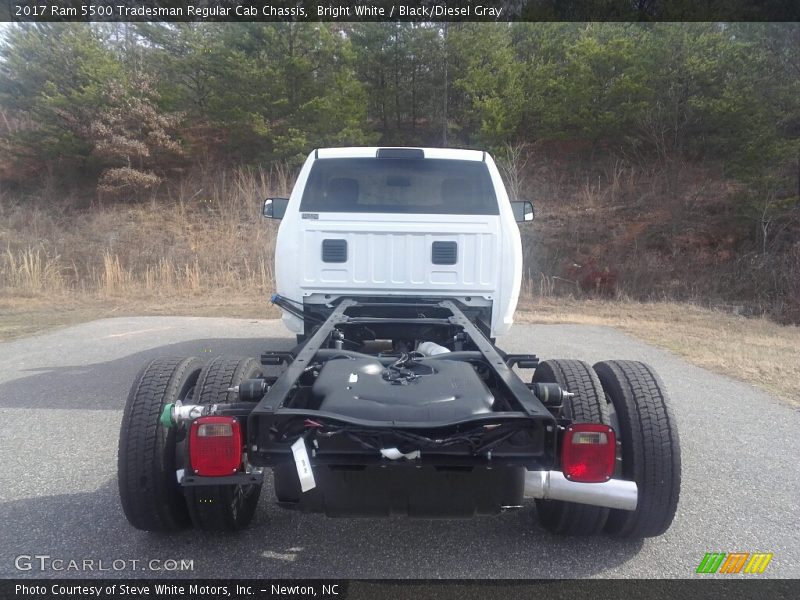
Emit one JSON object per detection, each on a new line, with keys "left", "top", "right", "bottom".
{"left": 2, "top": 0, "right": 799, "bottom": 23}
{"left": 1, "top": 579, "right": 798, "bottom": 600}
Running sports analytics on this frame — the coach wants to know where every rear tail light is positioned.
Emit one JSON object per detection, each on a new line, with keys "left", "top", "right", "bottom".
{"left": 561, "top": 423, "right": 616, "bottom": 483}
{"left": 189, "top": 416, "right": 242, "bottom": 476}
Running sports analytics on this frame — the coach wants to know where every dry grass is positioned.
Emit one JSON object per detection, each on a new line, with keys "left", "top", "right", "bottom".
{"left": 518, "top": 298, "right": 800, "bottom": 406}
{"left": 0, "top": 166, "right": 284, "bottom": 300}
{"left": 518, "top": 155, "right": 800, "bottom": 323}
{"left": 0, "top": 165, "right": 287, "bottom": 340}
{"left": 2, "top": 247, "right": 65, "bottom": 294}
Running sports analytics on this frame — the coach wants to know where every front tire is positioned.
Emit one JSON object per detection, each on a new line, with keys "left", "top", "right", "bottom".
{"left": 184, "top": 356, "right": 264, "bottom": 531}
{"left": 593, "top": 360, "right": 681, "bottom": 538}
{"left": 532, "top": 359, "right": 610, "bottom": 535}
{"left": 118, "top": 357, "right": 203, "bottom": 532}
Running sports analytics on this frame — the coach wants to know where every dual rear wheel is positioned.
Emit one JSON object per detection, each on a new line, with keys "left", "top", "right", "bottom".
{"left": 532, "top": 359, "right": 681, "bottom": 538}
{"left": 118, "top": 356, "right": 264, "bottom": 532}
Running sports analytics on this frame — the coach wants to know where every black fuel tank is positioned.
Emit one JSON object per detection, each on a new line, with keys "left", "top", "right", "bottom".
{"left": 311, "top": 357, "right": 494, "bottom": 422}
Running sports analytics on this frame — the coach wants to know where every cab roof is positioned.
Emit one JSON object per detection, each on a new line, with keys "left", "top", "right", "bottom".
{"left": 315, "top": 147, "right": 485, "bottom": 161}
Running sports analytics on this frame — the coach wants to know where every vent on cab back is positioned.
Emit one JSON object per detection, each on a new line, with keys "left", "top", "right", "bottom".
{"left": 431, "top": 241, "right": 458, "bottom": 265}
{"left": 322, "top": 239, "right": 348, "bottom": 263}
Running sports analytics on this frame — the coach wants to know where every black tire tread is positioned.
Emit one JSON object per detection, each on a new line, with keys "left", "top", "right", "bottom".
{"left": 118, "top": 357, "right": 203, "bottom": 532}
{"left": 593, "top": 360, "right": 681, "bottom": 538}
{"left": 185, "top": 356, "right": 263, "bottom": 532}
{"left": 194, "top": 355, "right": 260, "bottom": 405}
{"left": 532, "top": 359, "right": 610, "bottom": 535}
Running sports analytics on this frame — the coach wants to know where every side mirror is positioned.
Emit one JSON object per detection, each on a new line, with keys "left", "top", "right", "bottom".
{"left": 263, "top": 197, "right": 289, "bottom": 219}
{"left": 511, "top": 200, "right": 535, "bottom": 223}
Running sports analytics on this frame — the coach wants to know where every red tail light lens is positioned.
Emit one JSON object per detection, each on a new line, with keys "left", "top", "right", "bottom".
{"left": 189, "top": 416, "right": 242, "bottom": 476}
{"left": 561, "top": 423, "right": 616, "bottom": 483}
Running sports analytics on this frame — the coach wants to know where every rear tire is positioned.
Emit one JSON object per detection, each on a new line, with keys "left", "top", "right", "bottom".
{"left": 593, "top": 360, "right": 681, "bottom": 538}
{"left": 184, "top": 356, "right": 264, "bottom": 532}
{"left": 118, "top": 357, "right": 203, "bottom": 532}
{"left": 532, "top": 359, "right": 610, "bottom": 535}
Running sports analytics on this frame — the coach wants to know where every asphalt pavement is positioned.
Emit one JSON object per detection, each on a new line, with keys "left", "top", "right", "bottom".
{"left": 0, "top": 316, "right": 797, "bottom": 578}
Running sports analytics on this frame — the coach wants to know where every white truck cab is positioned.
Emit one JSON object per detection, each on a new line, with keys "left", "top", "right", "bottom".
{"left": 266, "top": 147, "right": 532, "bottom": 338}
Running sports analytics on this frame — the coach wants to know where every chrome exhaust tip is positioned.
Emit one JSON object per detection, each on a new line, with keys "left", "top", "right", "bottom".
{"left": 524, "top": 471, "right": 638, "bottom": 511}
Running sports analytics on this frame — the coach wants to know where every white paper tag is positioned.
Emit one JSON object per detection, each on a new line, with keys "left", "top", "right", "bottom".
{"left": 291, "top": 437, "right": 316, "bottom": 492}
{"left": 380, "top": 447, "right": 421, "bottom": 460}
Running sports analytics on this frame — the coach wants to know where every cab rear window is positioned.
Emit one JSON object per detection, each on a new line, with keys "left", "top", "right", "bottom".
{"left": 299, "top": 158, "right": 499, "bottom": 215}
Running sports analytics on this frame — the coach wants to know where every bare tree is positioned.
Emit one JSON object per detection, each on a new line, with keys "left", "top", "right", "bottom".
{"left": 497, "top": 141, "right": 531, "bottom": 201}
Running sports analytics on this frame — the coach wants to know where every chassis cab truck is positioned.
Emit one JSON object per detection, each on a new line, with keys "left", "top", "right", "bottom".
{"left": 118, "top": 147, "right": 680, "bottom": 538}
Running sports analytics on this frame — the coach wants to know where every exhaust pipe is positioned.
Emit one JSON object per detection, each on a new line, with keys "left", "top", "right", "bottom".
{"left": 524, "top": 471, "right": 638, "bottom": 511}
